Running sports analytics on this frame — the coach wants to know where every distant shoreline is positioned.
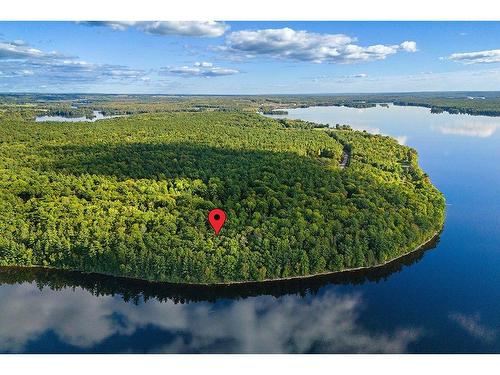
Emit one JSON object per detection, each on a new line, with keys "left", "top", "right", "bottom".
{"left": 265, "top": 101, "right": 500, "bottom": 118}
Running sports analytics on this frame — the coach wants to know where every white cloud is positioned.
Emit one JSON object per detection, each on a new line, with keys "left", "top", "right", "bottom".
{"left": 0, "top": 40, "right": 148, "bottom": 87}
{"left": 447, "top": 49, "right": 500, "bottom": 64}
{"left": 195, "top": 61, "right": 213, "bottom": 67}
{"left": 86, "top": 21, "right": 135, "bottom": 31}
{"left": 0, "top": 41, "right": 62, "bottom": 60}
{"left": 222, "top": 28, "right": 417, "bottom": 64}
{"left": 82, "top": 21, "right": 228, "bottom": 37}
{"left": 18, "top": 69, "right": 34, "bottom": 76}
{"left": 164, "top": 62, "right": 239, "bottom": 77}
{"left": 400, "top": 41, "right": 418, "bottom": 52}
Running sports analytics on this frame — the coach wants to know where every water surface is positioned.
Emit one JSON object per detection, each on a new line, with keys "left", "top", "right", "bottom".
{"left": 35, "top": 110, "right": 123, "bottom": 122}
{"left": 1, "top": 104, "right": 499, "bottom": 353}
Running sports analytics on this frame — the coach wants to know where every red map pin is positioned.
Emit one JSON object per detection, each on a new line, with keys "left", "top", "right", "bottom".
{"left": 208, "top": 208, "right": 226, "bottom": 235}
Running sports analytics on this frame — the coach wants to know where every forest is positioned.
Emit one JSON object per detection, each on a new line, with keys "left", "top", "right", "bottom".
{"left": 0, "top": 107, "right": 445, "bottom": 283}
{"left": 2, "top": 92, "right": 500, "bottom": 118}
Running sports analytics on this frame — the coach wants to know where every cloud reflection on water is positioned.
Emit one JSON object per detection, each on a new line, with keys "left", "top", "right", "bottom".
{"left": 449, "top": 312, "right": 497, "bottom": 343}
{"left": 395, "top": 135, "right": 408, "bottom": 145}
{"left": 436, "top": 122, "right": 498, "bottom": 138}
{"left": 0, "top": 283, "right": 421, "bottom": 353}
{"left": 350, "top": 125, "right": 381, "bottom": 134}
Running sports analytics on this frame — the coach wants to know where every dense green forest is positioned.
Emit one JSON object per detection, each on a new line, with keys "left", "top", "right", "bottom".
{"left": 0, "top": 109, "right": 445, "bottom": 283}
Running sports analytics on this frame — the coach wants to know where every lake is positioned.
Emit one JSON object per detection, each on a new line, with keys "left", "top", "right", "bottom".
{"left": 1, "top": 104, "right": 499, "bottom": 353}
{"left": 35, "top": 110, "right": 123, "bottom": 122}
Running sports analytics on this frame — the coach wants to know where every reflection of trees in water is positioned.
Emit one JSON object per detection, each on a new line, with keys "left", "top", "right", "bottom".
{"left": 0, "top": 235, "right": 440, "bottom": 353}
{"left": 0, "top": 233, "right": 440, "bottom": 304}
{"left": 0, "top": 281, "right": 421, "bottom": 353}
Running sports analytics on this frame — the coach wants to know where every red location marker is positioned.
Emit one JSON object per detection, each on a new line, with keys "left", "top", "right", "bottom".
{"left": 208, "top": 208, "right": 226, "bottom": 235}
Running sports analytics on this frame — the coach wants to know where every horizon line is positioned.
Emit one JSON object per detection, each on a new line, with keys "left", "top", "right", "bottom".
{"left": 2, "top": 90, "right": 500, "bottom": 96}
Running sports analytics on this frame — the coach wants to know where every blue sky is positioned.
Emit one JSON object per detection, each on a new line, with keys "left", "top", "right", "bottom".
{"left": 1, "top": 21, "right": 500, "bottom": 94}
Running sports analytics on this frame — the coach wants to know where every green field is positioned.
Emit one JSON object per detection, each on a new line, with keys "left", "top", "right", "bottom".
{"left": 0, "top": 111, "right": 445, "bottom": 283}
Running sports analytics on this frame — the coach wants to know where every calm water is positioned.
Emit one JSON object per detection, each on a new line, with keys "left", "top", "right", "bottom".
{"left": 1, "top": 104, "right": 499, "bottom": 353}
{"left": 35, "top": 110, "right": 123, "bottom": 122}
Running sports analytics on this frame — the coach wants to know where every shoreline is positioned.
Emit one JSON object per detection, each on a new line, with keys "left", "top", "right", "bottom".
{"left": 267, "top": 102, "right": 500, "bottom": 118}
{"left": 185, "top": 227, "right": 443, "bottom": 286}
{"left": 0, "top": 228, "right": 443, "bottom": 288}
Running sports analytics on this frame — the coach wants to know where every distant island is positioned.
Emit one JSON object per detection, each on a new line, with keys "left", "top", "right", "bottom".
{"left": 0, "top": 97, "right": 445, "bottom": 284}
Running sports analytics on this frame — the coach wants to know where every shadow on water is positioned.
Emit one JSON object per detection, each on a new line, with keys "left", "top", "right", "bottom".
{"left": 0, "top": 232, "right": 440, "bottom": 304}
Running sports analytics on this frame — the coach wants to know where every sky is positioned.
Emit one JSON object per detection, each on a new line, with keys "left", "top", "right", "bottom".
{"left": 1, "top": 21, "right": 500, "bottom": 94}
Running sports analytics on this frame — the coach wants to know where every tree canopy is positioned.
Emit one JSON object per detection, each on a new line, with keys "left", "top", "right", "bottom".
{"left": 0, "top": 111, "right": 445, "bottom": 283}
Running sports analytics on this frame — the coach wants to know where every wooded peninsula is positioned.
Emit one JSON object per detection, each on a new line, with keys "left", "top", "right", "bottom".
{"left": 0, "top": 97, "right": 446, "bottom": 283}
